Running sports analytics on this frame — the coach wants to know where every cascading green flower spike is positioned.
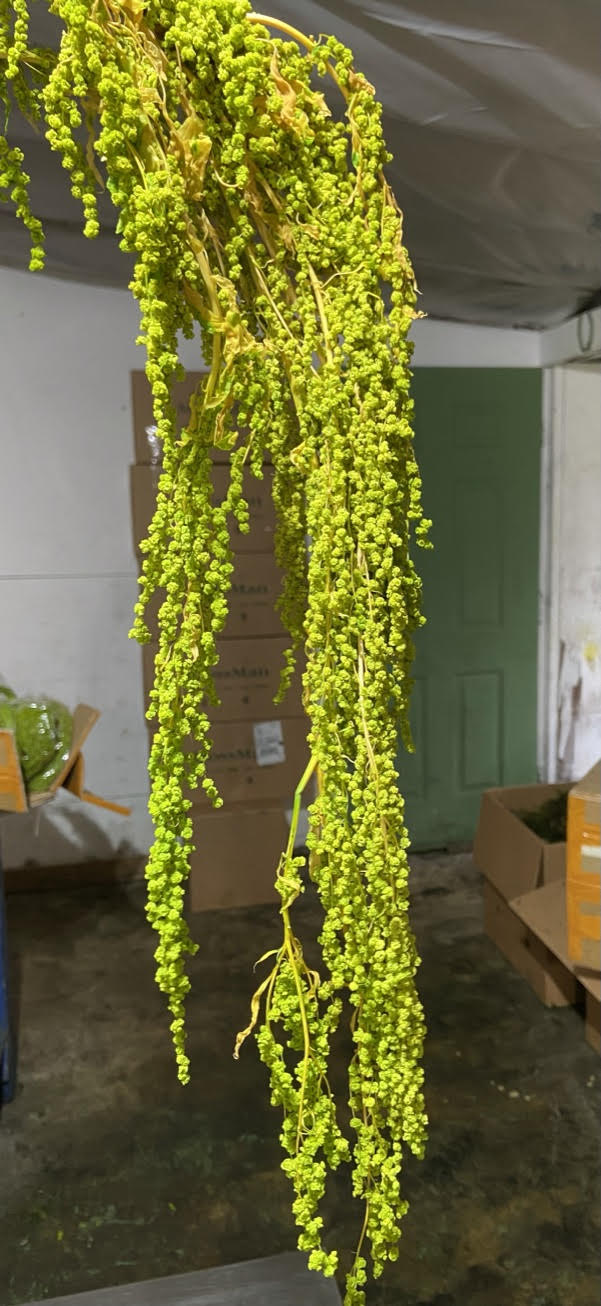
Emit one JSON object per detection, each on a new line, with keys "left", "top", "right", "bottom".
{"left": 2, "top": 2, "right": 432, "bottom": 1298}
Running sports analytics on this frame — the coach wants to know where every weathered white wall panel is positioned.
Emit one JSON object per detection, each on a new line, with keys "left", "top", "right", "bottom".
{"left": 541, "top": 364, "right": 601, "bottom": 781}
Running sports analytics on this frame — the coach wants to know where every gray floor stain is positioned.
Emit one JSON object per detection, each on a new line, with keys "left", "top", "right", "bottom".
{"left": 1, "top": 854, "right": 599, "bottom": 1305}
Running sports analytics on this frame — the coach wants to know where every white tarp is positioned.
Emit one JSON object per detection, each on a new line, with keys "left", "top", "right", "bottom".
{"left": 1, "top": 0, "right": 599, "bottom": 326}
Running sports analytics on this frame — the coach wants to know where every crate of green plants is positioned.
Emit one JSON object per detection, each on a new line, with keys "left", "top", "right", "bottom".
{"left": 0, "top": 682, "right": 123, "bottom": 815}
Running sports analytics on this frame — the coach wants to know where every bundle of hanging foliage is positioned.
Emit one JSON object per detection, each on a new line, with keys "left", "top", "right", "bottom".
{"left": 2, "top": 2, "right": 431, "bottom": 1299}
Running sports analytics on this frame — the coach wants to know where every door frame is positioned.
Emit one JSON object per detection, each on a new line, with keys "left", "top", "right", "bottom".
{"left": 537, "top": 309, "right": 601, "bottom": 781}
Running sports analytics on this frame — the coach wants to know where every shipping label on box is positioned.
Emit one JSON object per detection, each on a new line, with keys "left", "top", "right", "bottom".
{"left": 142, "top": 637, "right": 303, "bottom": 722}
{"left": 204, "top": 717, "right": 309, "bottom": 804}
{"left": 144, "top": 713, "right": 310, "bottom": 803}
{"left": 130, "top": 464, "right": 276, "bottom": 555}
{"left": 253, "top": 720, "right": 286, "bottom": 766}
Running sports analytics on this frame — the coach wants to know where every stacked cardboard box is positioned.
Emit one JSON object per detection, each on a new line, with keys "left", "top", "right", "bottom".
{"left": 474, "top": 778, "right": 600, "bottom": 1052}
{"left": 130, "top": 372, "right": 310, "bottom": 911}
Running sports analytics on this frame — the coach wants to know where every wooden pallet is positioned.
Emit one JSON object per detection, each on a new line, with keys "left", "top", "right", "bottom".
{"left": 24, "top": 1252, "right": 342, "bottom": 1306}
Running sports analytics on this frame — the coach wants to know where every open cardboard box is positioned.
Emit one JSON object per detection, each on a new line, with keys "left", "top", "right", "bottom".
{"left": 474, "top": 782, "right": 569, "bottom": 902}
{"left": 475, "top": 780, "right": 600, "bottom": 1046}
{"left": 0, "top": 705, "right": 130, "bottom": 816}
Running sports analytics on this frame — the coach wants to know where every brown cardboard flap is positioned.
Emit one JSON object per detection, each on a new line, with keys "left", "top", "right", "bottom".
{"left": 486, "top": 782, "right": 569, "bottom": 813}
{"left": 63, "top": 752, "right": 131, "bottom": 815}
{"left": 511, "top": 879, "right": 601, "bottom": 1000}
{"left": 189, "top": 804, "right": 286, "bottom": 911}
{"left": 474, "top": 784, "right": 569, "bottom": 902}
{"left": 29, "top": 704, "right": 100, "bottom": 808}
{"left": 474, "top": 790, "right": 542, "bottom": 900}
{"left": 0, "top": 729, "right": 28, "bottom": 813}
{"left": 542, "top": 841, "right": 567, "bottom": 886}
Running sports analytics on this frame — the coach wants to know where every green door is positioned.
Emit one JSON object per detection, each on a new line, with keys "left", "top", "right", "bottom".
{"left": 398, "top": 368, "right": 541, "bottom": 849}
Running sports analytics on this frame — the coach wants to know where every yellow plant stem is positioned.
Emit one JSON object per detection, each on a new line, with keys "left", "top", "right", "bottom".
{"left": 249, "top": 11, "right": 345, "bottom": 95}
{"left": 235, "top": 754, "right": 319, "bottom": 1146}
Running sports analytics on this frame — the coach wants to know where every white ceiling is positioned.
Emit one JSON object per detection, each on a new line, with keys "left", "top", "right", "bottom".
{"left": 1, "top": 0, "right": 600, "bottom": 327}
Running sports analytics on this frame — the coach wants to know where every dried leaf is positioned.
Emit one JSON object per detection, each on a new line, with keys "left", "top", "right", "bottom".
{"left": 269, "top": 50, "right": 309, "bottom": 136}
{"left": 121, "top": 0, "right": 146, "bottom": 24}
{"left": 174, "top": 116, "right": 212, "bottom": 199}
{"left": 233, "top": 970, "right": 275, "bottom": 1060}
{"left": 253, "top": 947, "right": 281, "bottom": 971}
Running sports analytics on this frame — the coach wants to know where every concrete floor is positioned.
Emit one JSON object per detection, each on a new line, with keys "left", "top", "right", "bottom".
{"left": 1, "top": 854, "right": 599, "bottom": 1306}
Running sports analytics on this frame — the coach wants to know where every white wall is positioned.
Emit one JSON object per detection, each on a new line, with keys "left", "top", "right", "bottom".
{"left": 0, "top": 265, "right": 545, "bottom": 869}
{"left": 0, "top": 267, "right": 207, "bottom": 869}
{"left": 540, "top": 363, "right": 601, "bottom": 782}
{"left": 411, "top": 317, "right": 541, "bottom": 368}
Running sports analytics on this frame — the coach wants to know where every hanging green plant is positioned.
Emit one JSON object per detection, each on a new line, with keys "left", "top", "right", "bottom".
{"left": 2, "top": 2, "right": 431, "bottom": 1299}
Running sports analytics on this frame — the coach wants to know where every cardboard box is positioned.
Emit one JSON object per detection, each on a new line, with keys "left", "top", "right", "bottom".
{"left": 146, "top": 717, "right": 309, "bottom": 806}
{"left": 476, "top": 780, "right": 600, "bottom": 1040}
{"left": 0, "top": 705, "right": 129, "bottom": 815}
{"left": 130, "top": 463, "right": 276, "bottom": 555}
{"left": 511, "top": 878, "right": 601, "bottom": 1049}
{"left": 473, "top": 783, "right": 569, "bottom": 903}
{"left": 566, "top": 759, "right": 601, "bottom": 968}
{"left": 483, "top": 880, "right": 577, "bottom": 1007}
{"left": 137, "top": 553, "right": 287, "bottom": 641}
{"left": 142, "top": 637, "right": 304, "bottom": 722}
{"left": 188, "top": 804, "right": 287, "bottom": 911}
{"left": 203, "top": 716, "right": 309, "bottom": 805}
{"left": 227, "top": 554, "right": 286, "bottom": 636}
{"left": 130, "top": 371, "right": 272, "bottom": 466}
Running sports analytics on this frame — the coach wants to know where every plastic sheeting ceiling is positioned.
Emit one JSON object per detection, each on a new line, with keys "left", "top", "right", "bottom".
{"left": 1, "top": 0, "right": 600, "bottom": 326}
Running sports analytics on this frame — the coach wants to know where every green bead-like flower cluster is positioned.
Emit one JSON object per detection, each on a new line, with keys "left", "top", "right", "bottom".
{"left": 3, "top": 3, "right": 431, "bottom": 1299}
{"left": 1, "top": 0, "right": 46, "bottom": 268}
